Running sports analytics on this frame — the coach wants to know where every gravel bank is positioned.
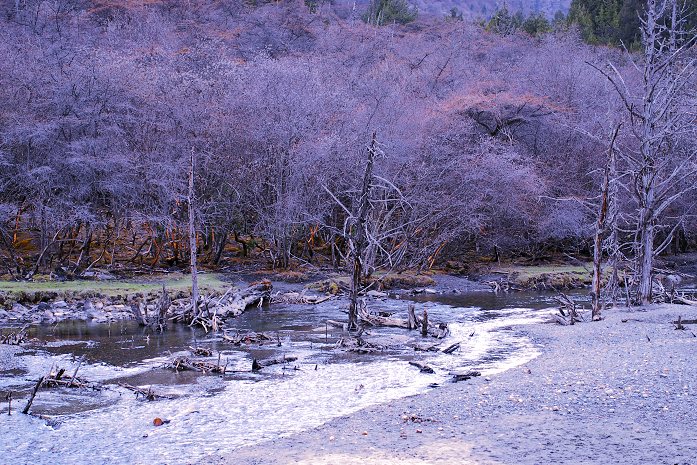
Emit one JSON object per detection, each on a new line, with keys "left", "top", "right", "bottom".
{"left": 218, "top": 304, "right": 697, "bottom": 465}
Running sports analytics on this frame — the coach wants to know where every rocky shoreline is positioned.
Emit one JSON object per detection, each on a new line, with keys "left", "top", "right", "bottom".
{"left": 0, "top": 299, "right": 136, "bottom": 325}
{"left": 218, "top": 303, "right": 697, "bottom": 465}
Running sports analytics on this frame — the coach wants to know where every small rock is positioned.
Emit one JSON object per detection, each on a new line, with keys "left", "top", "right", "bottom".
{"left": 416, "top": 429, "right": 423, "bottom": 433}
{"left": 361, "top": 431, "right": 368, "bottom": 436}
{"left": 53, "top": 301, "right": 68, "bottom": 309}
{"left": 12, "top": 303, "right": 29, "bottom": 314}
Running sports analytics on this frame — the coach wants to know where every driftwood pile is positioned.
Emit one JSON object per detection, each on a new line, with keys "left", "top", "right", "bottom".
{"left": 168, "top": 281, "right": 276, "bottom": 331}
{"left": 551, "top": 293, "right": 585, "bottom": 326}
{"left": 170, "top": 356, "right": 227, "bottom": 374}
{"left": 131, "top": 284, "right": 170, "bottom": 331}
{"left": 270, "top": 292, "right": 331, "bottom": 305}
{"left": 357, "top": 303, "right": 449, "bottom": 339}
{"left": 1, "top": 324, "right": 29, "bottom": 345}
{"left": 222, "top": 330, "right": 275, "bottom": 346}
{"left": 40, "top": 364, "right": 99, "bottom": 390}
{"left": 21, "top": 363, "right": 99, "bottom": 415}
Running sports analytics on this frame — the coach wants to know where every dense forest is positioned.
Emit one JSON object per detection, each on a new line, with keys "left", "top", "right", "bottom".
{"left": 0, "top": 0, "right": 695, "bottom": 292}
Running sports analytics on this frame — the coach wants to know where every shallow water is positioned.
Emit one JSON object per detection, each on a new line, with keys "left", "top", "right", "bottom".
{"left": 0, "top": 290, "right": 572, "bottom": 464}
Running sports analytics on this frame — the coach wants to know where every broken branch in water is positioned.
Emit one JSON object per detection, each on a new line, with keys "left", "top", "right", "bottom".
{"left": 251, "top": 355, "right": 299, "bottom": 371}
{"left": 118, "top": 383, "right": 172, "bottom": 401}
{"left": 409, "top": 361, "right": 434, "bottom": 373}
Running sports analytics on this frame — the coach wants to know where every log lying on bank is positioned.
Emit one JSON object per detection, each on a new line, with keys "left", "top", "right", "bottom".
{"left": 409, "top": 361, "right": 434, "bottom": 373}
{"left": 251, "top": 355, "right": 299, "bottom": 371}
{"left": 118, "top": 383, "right": 172, "bottom": 401}
{"left": 442, "top": 342, "right": 461, "bottom": 354}
{"left": 215, "top": 281, "right": 272, "bottom": 318}
{"left": 170, "top": 356, "right": 226, "bottom": 374}
{"left": 1, "top": 324, "right": 29, "bottom": 345}
{"left": 222, "top": 331, "right": 274, "bottom": 346}
{"left": 674, "top": 294, "right": 697, "bottom": 306}
{"left": 452, "top": 370, "right": 481, "bottom": 383}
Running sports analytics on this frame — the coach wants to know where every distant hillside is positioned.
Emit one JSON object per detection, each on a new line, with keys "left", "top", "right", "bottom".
{"left": 340, "top": 0, "right": 572, "bottom": 19}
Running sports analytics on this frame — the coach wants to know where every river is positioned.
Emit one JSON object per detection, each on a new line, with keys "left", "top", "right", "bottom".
{"left": 0, "top": 290, "right": 575, "bottom": 464}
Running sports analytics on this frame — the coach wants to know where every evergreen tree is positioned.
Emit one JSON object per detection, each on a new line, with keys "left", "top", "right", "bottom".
{"left": 363, "top": 0, "right": 417, "bottom": 26}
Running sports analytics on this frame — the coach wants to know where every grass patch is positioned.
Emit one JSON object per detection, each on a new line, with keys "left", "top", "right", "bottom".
{"left": 492, "top": 263, "right": 594, "bottom": 289}
{"left": 0, "top": 273, "right": 229, "bottom": 305}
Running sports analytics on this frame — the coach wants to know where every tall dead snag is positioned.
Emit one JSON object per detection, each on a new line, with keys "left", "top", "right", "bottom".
{"left": 592, "top": 0, "right": 697, "bottom": 304}
{"left": 591, "top": 126, "right": 620, "bottom": 321}
{"left": 323, "top": 133, "right": 411, "bottom": 331}
{"left": 347, "top": 134, "right": 378, "bottom": 330}
{"left": 188, "top": 148, "right": 200, "bottom": 321}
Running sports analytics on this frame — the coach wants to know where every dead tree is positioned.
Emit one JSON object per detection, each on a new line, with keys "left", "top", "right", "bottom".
{"left": 591, "top": 125, "right": 620, "bottom": 321}
{"left": 188, "top": 148, "right": 200, "bottom": 321}
{"left": 322, "top": 133, "right": 412, "bottom": 330}
{"left": 592, "top": 0, "right": 697, "bottom": 304}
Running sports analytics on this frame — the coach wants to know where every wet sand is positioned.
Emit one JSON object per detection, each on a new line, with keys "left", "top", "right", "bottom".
{"left": 220, "top": 303, "right": 697, "bottom": 465}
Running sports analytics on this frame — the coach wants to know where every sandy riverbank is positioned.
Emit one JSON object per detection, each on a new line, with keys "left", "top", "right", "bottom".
{"left": 219, "top": 303, "right": 697, "bottom": 465}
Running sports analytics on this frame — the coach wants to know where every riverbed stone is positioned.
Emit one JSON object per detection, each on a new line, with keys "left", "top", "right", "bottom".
{"left": 12, "top": 302, "right": 29, "bottom": 314}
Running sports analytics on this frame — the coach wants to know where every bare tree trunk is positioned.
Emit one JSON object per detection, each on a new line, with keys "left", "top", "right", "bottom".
{"left": 592, "top": 126, "right": 619, "bottom": 320}
{"left": 348, "top": 133, "right": 378, "bottom": 330}
{"left": 636, "top": 215, "right": 655, "bottom": 304}
{"left": 188, "top": 149, "right": 199, "bottom": 320}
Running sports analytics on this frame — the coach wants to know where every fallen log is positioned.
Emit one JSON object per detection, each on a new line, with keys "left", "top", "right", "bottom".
{"left": 674, "top": 295, "right": 697, "bottom": 306}
{"left": 358, "top": 304, "right": 409, "bottom": 329}
{"left": 414, "top": 343, "right": 441, "bottom": 352}
{"left": 326, "top": 319, "right": 347, "bottom": 330}
{"left": 357, "top": 303, "right": 448, "bottom": 338}
{"left": 442, "top": 342, "right": 460, "bottom": 354}
{"left": 215, "top": 281, "right": 272, "bottom": 318}
{"left": 271, "top": 292, "right": 331, "bottom": 305}
{"left": 251, "top": 355, "right": 299, "bottom": 371}
{"left": 118, "top": 383, "right": 172, "bottom": 401}
{"left": 22, "top": 377, "right": 44, "bottom": 415}
{"left": 452, "top": 370, "right": 481, "bottom": 383}
{"left": 409, "top": 361, "right": 434, "bottom": 373}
